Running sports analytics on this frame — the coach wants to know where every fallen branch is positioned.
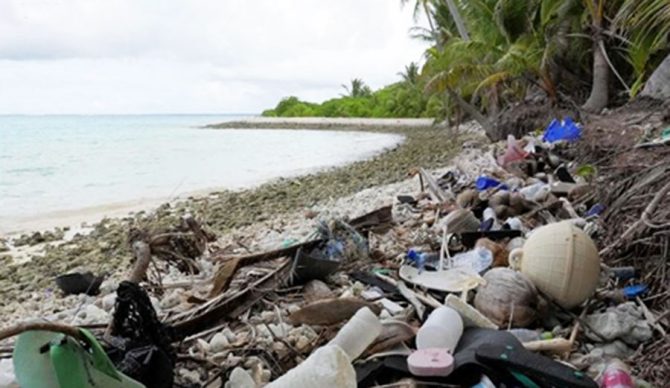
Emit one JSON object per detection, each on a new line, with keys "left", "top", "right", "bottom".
{"left": 171, "top": 258, "right": 294, "bottom": 338}
{"left": 0, "top": 321, "right": 85, "bottom": 343}
{"left": 209, "top": 239, "right": 321, "bottom": 297}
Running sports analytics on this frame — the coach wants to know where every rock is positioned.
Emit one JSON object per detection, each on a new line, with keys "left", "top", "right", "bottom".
{"left": 268, "top": 323, "right": 292, "bottom": 338}
{"left": 99, "top": 279, "right": 118, "bottom": 295}
{"left": 295, "top": 335, "right": 310, "bottom": 351}
{"left": 590, "top": 340, "right": 633, "bottom": 360}
{"left": 221, "top": 327, "right": 237, "bottom": 343}
{"left": 179, "top": 368, "right": 201, "bottom": 385}
{"left": 99, "top": 293, "right": 116, "bottom": 312}
{"left": 0, "top": 239, "right": 9, "bottom": 253}
{"left": 196, "top": 338, "right": 210, "bottom": 353}
{"left": 303, "top": 280, "right": 334, "bottom": 302}
{"left": 584, "top": 302, "right": 653, "bottom": 345}
{"left": 160, "top": 290, "right": 181, "bottom": 309}
{"left": 210, "top": 333, "right": 230, "bottom": 353}
{"left": 75, "top": 304, "right": 109, "bottom": 324}
{"left": 224, "top": 367, "right": 255, "bottom": 388}
{"left": 260, "top": 311, "right": 275, "bottom": 323}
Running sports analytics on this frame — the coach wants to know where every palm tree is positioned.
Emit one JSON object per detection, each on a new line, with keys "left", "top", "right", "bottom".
{"left": 341, "top": 78, "right": 372, "bottom": 98}
{"left": 582, "top": 0, "right": 610, "bottom": 112}
{"left": 613, "top": 0, "right": 670, "bottom": 97}
{"left": 398, "top": 62, "right": 421, "bottom": 85}
{"left": 401, "top": 0, "right": 469, "bottom": 42}
{"left": 401, "top": 0, "right": 438, "bottom": 40}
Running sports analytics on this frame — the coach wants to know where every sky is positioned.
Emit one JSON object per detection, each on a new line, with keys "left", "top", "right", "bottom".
{"left": 0, "top": 0, "right": 428, "bottom": 114}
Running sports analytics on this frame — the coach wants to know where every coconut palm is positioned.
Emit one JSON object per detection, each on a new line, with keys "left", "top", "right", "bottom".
{"left": 613, "top": 0, "right": 670, "bottom": 97}
{"left": 341, "top": 78, "right": 372, "bottom": 98}
{"left": 398, "top": 62, "right": 421, "bottom": 85}
{"left": 402, "top": 0, "right": 469, "bottom": 42}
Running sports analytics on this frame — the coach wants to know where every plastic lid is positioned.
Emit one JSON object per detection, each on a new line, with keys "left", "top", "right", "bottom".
{"left": 407, "top": 348, "right": 454, "bottom": 377}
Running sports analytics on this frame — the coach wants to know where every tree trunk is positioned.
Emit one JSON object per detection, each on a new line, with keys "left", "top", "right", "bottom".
{"left": 641, "top": 53, "right": 670, "bottom": 100}
{"left": 422, "top": 2, "right": 437, "bottom": 37}
{"left": 582, "top": 37, "right": 609, "bottom": 112}
{"left": 446, "top": 88, "right": 495, "bottom": 139}
{"left": 444, "top": 0, "right": 469, "bottom": 41}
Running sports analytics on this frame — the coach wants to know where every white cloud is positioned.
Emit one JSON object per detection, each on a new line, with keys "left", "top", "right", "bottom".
{"left": 0, "top": 0, "right": 428, "bottom": 114}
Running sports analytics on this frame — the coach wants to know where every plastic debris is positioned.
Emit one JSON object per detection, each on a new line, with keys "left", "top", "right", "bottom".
{"left": 475, "top": 176, "right": 508, "bottom": 191}
{"left": 543, "top": 117, "right": 582, "bottom": 143}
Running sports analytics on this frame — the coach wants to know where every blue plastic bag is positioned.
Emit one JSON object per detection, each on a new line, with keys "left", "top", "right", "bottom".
{"left": 543, "top": 117, "right": 582, "bottom": 143}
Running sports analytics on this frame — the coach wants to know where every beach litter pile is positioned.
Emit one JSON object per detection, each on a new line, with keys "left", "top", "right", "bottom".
{"left": 0, "top": 115, "right": 669, "bottom": 387}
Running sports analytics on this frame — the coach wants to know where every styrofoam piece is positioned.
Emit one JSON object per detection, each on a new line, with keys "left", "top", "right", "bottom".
{"left": 407, "top": 348, "right": 454, "bottom": 377}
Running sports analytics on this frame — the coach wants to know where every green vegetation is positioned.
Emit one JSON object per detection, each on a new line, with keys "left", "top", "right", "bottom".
{"left": 262, "top": 72, "right": 441, "bottom": 118}
{"left": 265, "top": 0, "right": 670, "bottom": 138}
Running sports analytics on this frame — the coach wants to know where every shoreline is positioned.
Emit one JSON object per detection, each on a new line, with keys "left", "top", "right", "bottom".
{"left": 1, "top": 119, "right": 438, "bottom": 237}
{"left": 1, "top": 128, "right": 406, "bottom": 236}
{"left": 0, "top": 118, "right": 479, "bottom": 314}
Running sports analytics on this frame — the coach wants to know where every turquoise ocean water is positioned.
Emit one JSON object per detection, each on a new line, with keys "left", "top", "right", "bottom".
{"left": 0, "top": 115, "right": 402, "bottom": 230}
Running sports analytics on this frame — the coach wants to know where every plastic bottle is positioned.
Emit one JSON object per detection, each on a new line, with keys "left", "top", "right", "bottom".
{"left": 416, "top": 306, "right": 463, "bottom": 353}
{"left": 599, "top": 359, "right": 634, "bottom": 388}
{"left": 519, "top": 182, "right": 550, "bottom": 202}
{"left": 448, "top": 247, "right": 493, "bottom": 274}
{"left": 475, "top": 176, "right": 508, "bottom": 191}
{"left": 328, "top": 307, "right": 382, "bottom": 361}
{"left": 407, "top": 250, "right": 440, "bottom": 272}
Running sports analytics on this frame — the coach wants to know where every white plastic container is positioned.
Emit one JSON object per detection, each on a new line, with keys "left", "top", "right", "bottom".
{"left": 328, "top": 307, "right": 382, "bottom": 361}
{"left": 267, "top": 345, "right": 356, "bottom": 388}
{"left": 416, "top": 306, "right": 463, "bottom": 352}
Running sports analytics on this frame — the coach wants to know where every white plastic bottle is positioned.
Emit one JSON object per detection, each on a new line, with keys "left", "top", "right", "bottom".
{"left": 416, "top": 306, "right": 464, "bottom": 353}
{"left": 328, "top": 307, "right": 382, "bottom": 361}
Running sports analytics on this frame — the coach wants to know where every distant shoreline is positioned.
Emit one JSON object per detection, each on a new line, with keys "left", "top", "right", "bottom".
{"left": 206, "top": 116, "right": 435, "bottom": 130}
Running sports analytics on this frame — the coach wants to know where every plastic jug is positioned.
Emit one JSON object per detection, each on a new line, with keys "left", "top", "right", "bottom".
{"left": 416, "top": 306, "right": 463, "bottom": 352}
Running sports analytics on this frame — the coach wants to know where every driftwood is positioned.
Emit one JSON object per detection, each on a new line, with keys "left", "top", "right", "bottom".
{"left": 209, "top": 239, "right": 321, "bottom": 297}
{"left": 171, "top": 258, "right": 294, "bottom": 339}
